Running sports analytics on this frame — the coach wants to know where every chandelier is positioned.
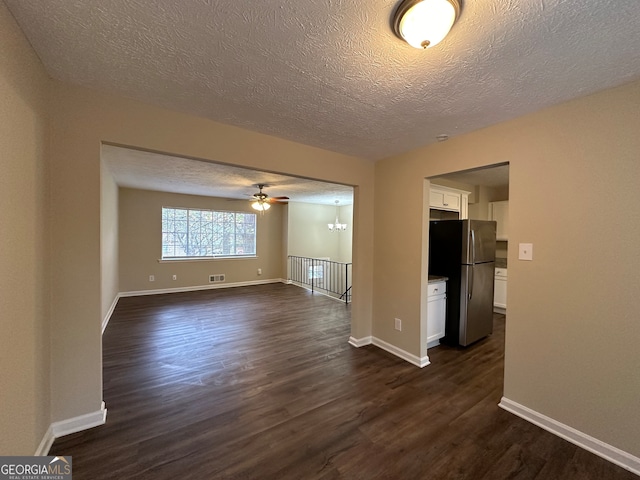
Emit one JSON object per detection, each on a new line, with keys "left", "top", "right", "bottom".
{"left": 328, "top": 200, "right": 347, "bottom": 232}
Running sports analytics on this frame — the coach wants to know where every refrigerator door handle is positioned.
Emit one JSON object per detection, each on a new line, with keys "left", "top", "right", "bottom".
{"left": 469, "top": 229, "right": 476, "bottom": 300}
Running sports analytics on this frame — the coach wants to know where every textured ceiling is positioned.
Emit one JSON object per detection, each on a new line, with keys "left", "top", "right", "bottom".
{"left": 6, "top": 0, "right": 640, "bottom": 162}
{"left": 102, "top": 145, "right": 508, "bottom": 204}
{"left": 432, "top": 163, "right": 509, "bottom": 189}
{"left": 102, "top": 145, "right": 355, "bottom": 205}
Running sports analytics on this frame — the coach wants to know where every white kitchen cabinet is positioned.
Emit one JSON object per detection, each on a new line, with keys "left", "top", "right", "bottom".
{"left": 494, "top": 268, "right": 507, "bottom": 312}
{"left": 427, "top": 280, "right": 447, "bottom": 347}
{"left": 488, "top": 201, "right": 509, "bottom": 241}
{"left": 430, "top": 185, "right": 470, "bottom": 219}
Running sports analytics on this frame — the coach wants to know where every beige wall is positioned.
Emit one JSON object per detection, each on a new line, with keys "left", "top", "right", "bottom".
{"left": 100, "top": 159, "right": 119, "bottom": 324}
{"left": 374, "top": 80, "right": 640, "bottom": 456}
{"left": 337, "top": 203, "right": 353, "bottom": 263}
{"left": 287, "top": 202, "right": 353, "bottom": 263}
{"left": 119, "top": 188, "right": 284, "bottom": 291}
{"left": 468, "top": 185, "right": 509, "bottom": 220}
{"left": 0, "top": 3, "right": 50, "bottom": 454}
{"left": 3, "top": 0, "right": 637, "bottom": 461}
{"left": 47, "top": 80, "right": 375, "bottom": 425}
{"left": 468, "top": 185, "right": 509, "bottom": 259}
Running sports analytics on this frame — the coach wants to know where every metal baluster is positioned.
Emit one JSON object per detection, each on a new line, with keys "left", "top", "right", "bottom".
{"left": 345, "top": 263, "right": 348, "bottom": 305}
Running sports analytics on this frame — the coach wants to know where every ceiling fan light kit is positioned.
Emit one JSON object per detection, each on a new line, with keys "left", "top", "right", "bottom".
{"left": 393, "top": 0, "right": 461, "bottom": 49}
{"left": 250, "top": 184, "right": 288, "bottom": 212}
{"left": 251, "top": 201, "right": 271, "bottom": 211}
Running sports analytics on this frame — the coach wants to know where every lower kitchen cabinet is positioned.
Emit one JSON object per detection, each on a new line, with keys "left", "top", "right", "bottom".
{"left": 427, "top": 280, "right": 447, "bottom": 347}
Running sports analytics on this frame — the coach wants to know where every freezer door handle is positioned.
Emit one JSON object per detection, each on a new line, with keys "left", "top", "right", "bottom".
{"left": 469, "top": 264, "right": 474, "bottom": 300}
{"left": 471, "top": 229, "right": 476, "bottom": 265}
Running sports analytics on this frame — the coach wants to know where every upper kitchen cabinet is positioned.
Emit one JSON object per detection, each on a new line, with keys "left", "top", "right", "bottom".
{"left": 430, "top": 185, "right": 470, "bottom": 220}
{"left": 489, "top": 200, "right": 509, "bottom": 241}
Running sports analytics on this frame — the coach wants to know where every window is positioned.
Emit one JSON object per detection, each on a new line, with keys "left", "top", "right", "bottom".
{"left": 162, "top": 207, "right": 256, "bottom": 259}
{"left": 308, "top": 265, "right": 324, "bottom": 281}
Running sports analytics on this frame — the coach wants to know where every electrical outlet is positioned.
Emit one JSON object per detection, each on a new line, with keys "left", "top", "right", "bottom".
{"left": 394, "top": 318, "right": 402, "bottom": 331}
{"left": 257, "top": 268, "right": 262, "bottom": 275}
{"left": 172, "top": 274, "right": 177, "bottom": 280}
{"left": 149, "top": 275, "right": 155, "bottom": 282}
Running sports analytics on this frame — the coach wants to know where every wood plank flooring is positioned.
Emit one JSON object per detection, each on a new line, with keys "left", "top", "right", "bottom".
{"left": 51, "top": 283, "right": 636, "bottom": 479}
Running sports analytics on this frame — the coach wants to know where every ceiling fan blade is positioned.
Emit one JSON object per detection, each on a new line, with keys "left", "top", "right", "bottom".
{"left": 245, "top": 185, "right": 289, "bottom": 205}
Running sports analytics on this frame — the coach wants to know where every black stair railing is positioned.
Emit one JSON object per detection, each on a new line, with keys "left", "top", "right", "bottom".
{"left": 287, "top": 256, "right": 352, "bottom": 304}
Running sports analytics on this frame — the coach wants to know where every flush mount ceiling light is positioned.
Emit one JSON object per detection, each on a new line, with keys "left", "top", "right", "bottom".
{"left": 393, "top": 0, "right": 461, "bottom": 49}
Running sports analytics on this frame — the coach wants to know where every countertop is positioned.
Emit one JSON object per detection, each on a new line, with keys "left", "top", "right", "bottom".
{"left": 428, "top": 275, "right": 448, "bottom": 284}
{"left": 495, "top": 258, "right": 508, "bottom": 268}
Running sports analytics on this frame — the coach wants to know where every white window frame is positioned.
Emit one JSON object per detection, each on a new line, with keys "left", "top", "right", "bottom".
{"left": 161, "top": 207, "right": 257, "bottom": 260}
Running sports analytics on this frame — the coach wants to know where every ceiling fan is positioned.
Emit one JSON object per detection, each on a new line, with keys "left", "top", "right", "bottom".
{"left": 249, "top": 184, "right": 289, "bottom": 211}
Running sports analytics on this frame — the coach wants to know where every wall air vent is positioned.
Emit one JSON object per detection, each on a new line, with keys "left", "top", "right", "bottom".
{"left": 209, "top": 274, "right": 225, "bottom": 283}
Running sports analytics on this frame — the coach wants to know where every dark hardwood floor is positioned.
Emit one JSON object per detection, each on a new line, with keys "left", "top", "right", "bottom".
{"left": 52, "top": 283, "right": 636, "bottom": 479}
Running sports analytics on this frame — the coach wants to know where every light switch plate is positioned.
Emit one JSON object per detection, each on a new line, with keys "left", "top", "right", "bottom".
{"left": 519, "top": 243, "right": 533, "bottom": 261}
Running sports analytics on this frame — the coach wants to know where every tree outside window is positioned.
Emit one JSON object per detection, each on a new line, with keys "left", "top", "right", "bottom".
{"left": 162, "top": 207, "right": 256, "bottom": 258}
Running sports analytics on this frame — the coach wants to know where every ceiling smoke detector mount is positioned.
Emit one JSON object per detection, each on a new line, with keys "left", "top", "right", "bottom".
{"left": 393, "top": 0, "right": 461, "bottom": 49}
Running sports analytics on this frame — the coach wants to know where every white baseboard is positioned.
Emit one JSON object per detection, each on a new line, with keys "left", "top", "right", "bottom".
{"left": 51, "top": 401, "right": 107, "bottom": 439}
{"left": 348, "top": 336, "right": 372, "bottom": 347}
{"left": 287, "top": 281, "right": 351, "bottom": 304}
{"left": 119, "top": 278, "right": 285, "bottom": 298}
{"left": 372, "top": 337, "right": 430, "bottom": 368}
{"left": 36, "top": 402, "right": 107, "bottom": 456}
{"left": 34, "top": 426, "right": 55, "bottom": 456}
{"left": 101, "top": 295, "right": 120, "bottom": 334}
{"left": 499, "top": 397, "right": 640, "bottom": 476}
{"left": 349, "top": 335, "right": 430, "bottom": 368}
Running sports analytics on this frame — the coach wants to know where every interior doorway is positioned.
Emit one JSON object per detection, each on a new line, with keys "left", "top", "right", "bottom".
{"left": 100, "top": 142, "right": 356, "bottom": 328}
{"left": 422, "top": 162, "right": 510, "bottom": 362}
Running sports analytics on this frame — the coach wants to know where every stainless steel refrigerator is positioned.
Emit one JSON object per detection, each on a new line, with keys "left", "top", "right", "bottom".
{"left": 429, "top": 220, "right": 497, "bottom": 347}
